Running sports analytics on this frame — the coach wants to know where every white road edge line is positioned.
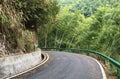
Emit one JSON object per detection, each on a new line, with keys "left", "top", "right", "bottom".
{"left": 4, "top": 52, "right": 49, "bottom": 79}
{"left": 95, "top": 60, "right": 107, "bottom": 79}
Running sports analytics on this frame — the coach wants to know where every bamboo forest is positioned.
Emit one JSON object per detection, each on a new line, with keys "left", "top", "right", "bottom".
{"left": 0, "top": 0, "right": 120, "bottom": 79}
{"left": 39, "top": 0, "right": 120, "bottom": 62}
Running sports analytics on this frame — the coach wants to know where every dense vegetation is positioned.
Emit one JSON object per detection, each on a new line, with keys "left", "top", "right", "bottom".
{"left": 0, "top": 0, "right": 120, "bottom": 62}
{"left": 0, "top": 0, "right": 59, "bottom": 56}
{"left": 0, "top": 0, "right": 120, "bottom": 77}
{"left": 38, "top": 0, "right": 120, "bottom": 62}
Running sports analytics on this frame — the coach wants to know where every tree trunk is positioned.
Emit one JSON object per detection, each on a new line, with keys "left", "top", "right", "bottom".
{"left": 59, "top": 32, "right": 65, "bottom": 48}
{"left": 44, "top": 35, "right": 47, "bottom": 48}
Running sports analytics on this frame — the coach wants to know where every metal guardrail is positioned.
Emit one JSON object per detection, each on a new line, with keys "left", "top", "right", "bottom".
{"left": 41, "top": 47, "right": 120, "bottom": 79}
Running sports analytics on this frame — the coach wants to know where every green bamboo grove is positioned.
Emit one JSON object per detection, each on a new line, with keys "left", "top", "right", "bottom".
{"left": 38, "top": 0, "right": 120, "bottom": 62}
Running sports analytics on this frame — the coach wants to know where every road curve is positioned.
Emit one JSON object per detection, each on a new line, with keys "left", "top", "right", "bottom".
{"left": 18, "top": 51, "right": 106, "bottom": 79}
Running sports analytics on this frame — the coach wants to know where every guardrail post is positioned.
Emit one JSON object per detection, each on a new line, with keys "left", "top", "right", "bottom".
{"left": 41, "top": 47, "right": 120, "bottom": 79}
{"left": 103, "top": 58, "right": 106, "bottom": 64}
{"left": 110, "top": 63, "right": 114, "bottom": 70}
{"left": 117, "top": 69, "right": 120, "bottom": 79}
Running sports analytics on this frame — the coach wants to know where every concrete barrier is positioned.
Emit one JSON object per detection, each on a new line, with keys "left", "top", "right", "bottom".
{"left": 0, "top": 49, "right": 41, "bottom": 78}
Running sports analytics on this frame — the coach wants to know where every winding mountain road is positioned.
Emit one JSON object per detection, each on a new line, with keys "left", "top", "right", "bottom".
{"left": 17, "top": 51, "right": 106, "bottom": 79}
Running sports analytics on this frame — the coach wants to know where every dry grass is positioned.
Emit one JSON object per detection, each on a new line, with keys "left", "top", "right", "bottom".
{"left": 99, "top": 61, "right": 117, "bottom": 79}
{"left": 0, "top": 1, "right": 37, "bottom": 55}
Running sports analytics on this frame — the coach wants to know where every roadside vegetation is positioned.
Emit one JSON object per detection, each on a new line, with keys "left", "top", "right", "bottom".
{"left": 0, "top": 0, "right": 120, "bottom": 78}
{"left": 39, "top": 0, "right": 120, "bottom": 62}
{"left": 0, "top": 0, "right": 59, "bottom": 56}
{"left": 38, "top": 0, "right": 120, "bottom": 78}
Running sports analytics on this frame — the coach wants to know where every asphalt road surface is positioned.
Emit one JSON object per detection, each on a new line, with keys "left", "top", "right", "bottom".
{"left": 19, "top": 51, "right": 106, "bottom": 79}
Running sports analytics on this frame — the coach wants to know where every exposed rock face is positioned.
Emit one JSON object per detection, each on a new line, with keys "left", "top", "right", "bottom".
{"left": 0, "top": 35, "right": 7, "bottom": 57}
{"left": 0, "top": 49, "right": 41, "bottom": 78}
{"left": 0, "top": 43, "right": 5, "bottom": 57}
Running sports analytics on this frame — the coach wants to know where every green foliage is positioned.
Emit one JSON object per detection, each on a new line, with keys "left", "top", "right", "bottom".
{"left": 0, "top": 0, "right": 59, "bottom": 54}
{"left": 38, "top": 0, "right": 120, "bottom": 62}
{"left": 14, "top": 0, "right": 60, "bottom": 30}
{"left": 58, "top": 0, "right": 120, "bottom": 17}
